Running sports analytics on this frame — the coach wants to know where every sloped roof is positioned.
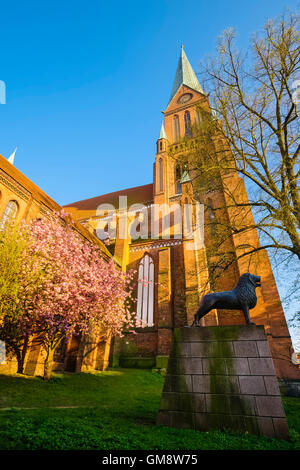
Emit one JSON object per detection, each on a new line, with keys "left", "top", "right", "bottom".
{"left": 64, "top": 183, "right": 154, "bottom": 219}
{"left": 0, "top": 154, "right": 112, "bottom": 260}
{"left": 180, "top": 170, "right": 191, "bottom": 183}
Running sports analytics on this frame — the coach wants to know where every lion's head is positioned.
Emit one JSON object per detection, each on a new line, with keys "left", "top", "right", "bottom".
{"left": 235, "top": 273, "right": 261, "bottom": 309}
{"left": 240, "top": 273, "right": 261, "bottom": 288}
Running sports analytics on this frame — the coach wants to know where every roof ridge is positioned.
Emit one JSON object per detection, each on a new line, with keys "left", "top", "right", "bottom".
{"left": 64, "top": 183, "right": 153, "bottom": 207}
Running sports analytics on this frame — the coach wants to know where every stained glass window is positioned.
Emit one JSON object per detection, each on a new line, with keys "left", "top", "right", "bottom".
{"left": 184, "top": 111, "right": 192, "bottom": 137}
{"left": 159, "top": 158, "right": 163, "bottom": 192}
{"left": 136, "top": 254, "right": 154, "bottom": 327}
{"left": 173, "top": 115, "right": 180, "bottom": 143}
{"left": 0, "top": 200, "right": 18, "bottom": 230}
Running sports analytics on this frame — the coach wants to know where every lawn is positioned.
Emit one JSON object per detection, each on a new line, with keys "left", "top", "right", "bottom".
{"left": 0, "top": 368, "right": 299, "bottom": 450}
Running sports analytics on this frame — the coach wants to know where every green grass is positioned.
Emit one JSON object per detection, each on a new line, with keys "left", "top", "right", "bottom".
{"left": 0, "top": 368, "right": 299, "bottom": 450}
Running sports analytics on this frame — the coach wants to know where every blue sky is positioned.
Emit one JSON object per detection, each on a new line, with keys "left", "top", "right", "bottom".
{"left": 0, "top": 0, "right": 299, "bottom": 346}
{"left": 1, "top": 0, "right": 298, "bottom": 205}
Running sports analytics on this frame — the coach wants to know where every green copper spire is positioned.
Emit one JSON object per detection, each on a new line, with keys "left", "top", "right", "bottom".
{"left": 158, "top": 122, "right": 167, "bottom": 140}
{"left": 168, "top": 46, "right": 204, "bottom": 105}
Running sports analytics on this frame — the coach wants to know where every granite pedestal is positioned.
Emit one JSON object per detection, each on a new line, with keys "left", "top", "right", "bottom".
{"left": 157, "top": 325, "right": 289, "bottom": 440}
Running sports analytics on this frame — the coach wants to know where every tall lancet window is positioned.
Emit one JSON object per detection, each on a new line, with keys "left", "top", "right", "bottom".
{"left": 207, "top": 198, "right": 216, "bottom": 235}
{"left": 175, "top": 164, "right": 182, "bottom": 194}
{"left": 196, "top": 108, "right": 202, "bottom": 126}
{"left": 159, "top": 158, "right": 163, "bottom": 192}
{"left": 0, "top": 200, "right": 18, "bottom": 230}
{"left": 173, "top": 115, "right": 180, "bottom": 143}
{"left": 136, "top": 254, "right": 154, "bottom": 327}
{"left": 184, "top": 111, "right": 192, "bottom": 136}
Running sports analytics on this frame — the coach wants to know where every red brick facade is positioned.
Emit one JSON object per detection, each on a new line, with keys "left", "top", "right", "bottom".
{"left": 64, "top": 49, "right": 299, "bottom": 381}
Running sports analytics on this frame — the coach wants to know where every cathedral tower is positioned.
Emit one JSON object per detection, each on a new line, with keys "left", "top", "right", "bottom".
{"left": 64, "top": 47, "right": 299, "bottom": 381}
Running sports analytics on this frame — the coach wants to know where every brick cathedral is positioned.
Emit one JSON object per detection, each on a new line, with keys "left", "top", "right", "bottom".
{"left": 64, "top": 47, "right": 299, "bottom": 381}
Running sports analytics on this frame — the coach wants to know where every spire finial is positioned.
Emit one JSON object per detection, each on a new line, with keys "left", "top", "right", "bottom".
{"left": 158, "top": 122, "right": 167, "bottom": 140}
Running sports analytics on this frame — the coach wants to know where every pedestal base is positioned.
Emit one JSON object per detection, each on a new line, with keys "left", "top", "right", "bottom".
{"left": 157, "top": 325, "right": 289, "bottom": 440}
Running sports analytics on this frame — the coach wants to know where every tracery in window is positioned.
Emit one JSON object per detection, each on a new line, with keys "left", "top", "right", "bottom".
{"left": 173, "top": 115, "right": 180, "bottom": 143}
{"left": 175, "top": 164, "right": 182, "bottom": 194}
{"left": 196, "top": 108, "right": 203, "bottom": 126}
{"left": 159, "top": 158, "right": 163, "bottom": 192}
{"left": 0, "top": 200, "right": 18, "bottom": 230}
{"left": 207, "top": 198, "right": 216, "bottom": 234}
{"left": 184, "top": 111, "right": 192, "bottom": 137}
{"left": 136, "top": 254, "right": 154, "bottom": 327}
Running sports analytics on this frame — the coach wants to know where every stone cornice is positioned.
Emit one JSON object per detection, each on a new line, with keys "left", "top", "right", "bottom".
{"left": 0, "top": 169, "right": 31, "bottom": 201}
{"left": 130, "top": 239, "right": 183, "bottom": 252}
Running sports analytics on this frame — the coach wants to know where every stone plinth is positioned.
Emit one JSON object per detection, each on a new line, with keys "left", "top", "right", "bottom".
{"left": 157, "top": 325, "right": 289, "bottom": 440}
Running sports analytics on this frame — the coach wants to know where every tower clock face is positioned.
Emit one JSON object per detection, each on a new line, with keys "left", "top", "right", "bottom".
{"left": 178, "top": 93, "right": 193, "bottom": 104}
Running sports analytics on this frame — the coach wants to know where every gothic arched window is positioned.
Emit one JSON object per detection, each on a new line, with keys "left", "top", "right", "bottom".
{"left": 207, "top": 198, "right": 216, "bottom": 234}
{"left": 159, "top": 158, "right": 163, "bottom": 192}
{"left": 173, "top": 115, "right": 180, "bottom": 143}
{"left": 196, "top": 108, "right": 203, "bottom": 126}
{"left": 184, "top": 111, "right": 192, "bottom": 136}
{"left": 175, "top": 164, "right": 182, "bottom": 194}
{"left": 136, "top": 254, "right": 154, "bottom": 327}
{"left": 0, "top": 200, "right": 18, "bottom": 230}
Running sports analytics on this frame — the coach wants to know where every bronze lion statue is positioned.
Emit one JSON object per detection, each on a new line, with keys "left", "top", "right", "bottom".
{"left": 191, "top": 273, "right": 261, "bottom": 326}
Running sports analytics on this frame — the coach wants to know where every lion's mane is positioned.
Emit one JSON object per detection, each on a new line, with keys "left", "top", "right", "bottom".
{"left": 234, "top": 273, "right": 258, "bottom": 309}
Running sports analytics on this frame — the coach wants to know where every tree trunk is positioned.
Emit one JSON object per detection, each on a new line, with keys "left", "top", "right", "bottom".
{"left": 17, "top": 335, "right": 29, "bottom": 374}
{"left": 15, "top": 335, "right": 29, "bottom": 374}
{"left": 15, "top": 349, "right": 23, "bottom": 374}
{"left": 43, "top": 347, "right": 55, "bottom": 380}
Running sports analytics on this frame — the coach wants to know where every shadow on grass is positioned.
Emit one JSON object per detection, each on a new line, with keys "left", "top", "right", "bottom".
{"left": 0, "top": 369, "right": 164, "bottom": 411}
{"left": 0, "top": 369, "right": 299, "bottom": 450}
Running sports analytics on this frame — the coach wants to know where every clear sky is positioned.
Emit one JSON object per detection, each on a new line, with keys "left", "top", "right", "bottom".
{"left": 0, "top": 0, "right": 299, "bottom": 346}
{"left": 1, "top": 0, "right": 298, "bottom": 204}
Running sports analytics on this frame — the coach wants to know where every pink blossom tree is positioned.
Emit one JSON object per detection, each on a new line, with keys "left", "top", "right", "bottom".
{"left": 25, "top": 213, "right": 135, "bottom": 379}
{"left": 0, "top": 220, "right": 49, "bottom": 373}
{"left": 0, "top": 212, "right": 136, "bottom": 379}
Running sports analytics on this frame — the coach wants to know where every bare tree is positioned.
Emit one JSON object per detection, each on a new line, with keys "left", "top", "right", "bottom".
{"left": 170, "top": 11, "right": 300, "bottom": 294}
